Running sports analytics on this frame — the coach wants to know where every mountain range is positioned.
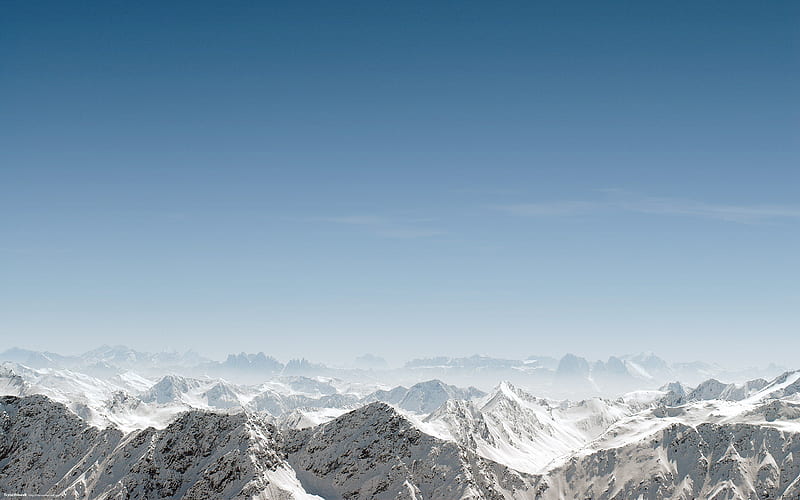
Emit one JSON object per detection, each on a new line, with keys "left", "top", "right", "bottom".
{"left": 0, "top": 346, "right": 785, "bottom": 397}
{"left": 1, "top": 346, "right": 799, "bottom": 499}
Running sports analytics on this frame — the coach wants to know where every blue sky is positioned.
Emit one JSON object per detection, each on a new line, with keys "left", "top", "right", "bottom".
{"left": 2, "top": 1, "right": 798, "bottom": 365}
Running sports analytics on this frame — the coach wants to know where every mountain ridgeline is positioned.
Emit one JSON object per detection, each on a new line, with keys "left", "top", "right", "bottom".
{"left": 1, "top": 346, "right": 799, "bottom": 499}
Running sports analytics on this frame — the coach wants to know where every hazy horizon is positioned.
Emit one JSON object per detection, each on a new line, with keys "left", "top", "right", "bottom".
{"left": 3, "top": 1, "right": 798, "bottom": 368}
{"left": 0, "top": 343, "right": 792, "bottom": 374}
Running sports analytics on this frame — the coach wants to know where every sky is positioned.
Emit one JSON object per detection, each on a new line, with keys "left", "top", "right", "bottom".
{"left": 1, "top": 1, "right": 798, "bottom": 367}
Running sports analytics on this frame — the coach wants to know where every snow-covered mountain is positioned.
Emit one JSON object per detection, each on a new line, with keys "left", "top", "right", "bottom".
{"left": 2, "top": 347, "right": 800, "bottom": 499}
{"left": 389, "top": 379, "right": 484, "bottom": 413}
{"left": 2, "top": 346, "right": 786, "bottom": 398}
{"left": 284, "top": 402, "right": 538, "bottom": 499}
{"left": 535, "top": 420, "right": 800, "bottom": 499}
{"left": 4, "top": 375, "right": 800, "bottom": 499}
{"left": 420, "top": 381, "right": 639, "bottom": 474}
{"left": 0, "top": 345, "right": 209, "bottom": 376}
{"left": 0, "top": 395, "right": 315, "bottom": 499}
{"left": 0, "top": 364, "right": 481, "bottom": 432}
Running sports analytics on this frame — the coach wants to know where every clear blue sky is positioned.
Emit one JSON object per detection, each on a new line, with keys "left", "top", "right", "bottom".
{"left": 2, "top": 1, "right": 798, "bottom": 366}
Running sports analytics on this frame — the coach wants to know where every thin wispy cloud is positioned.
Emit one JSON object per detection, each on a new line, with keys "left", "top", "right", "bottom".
{"left": 496, "top": 201, "right": 600, "bottom": 217}
{"left": 616, "top": 198, "right": 800, "bottom": 223}
{"left": 316, "top": 215, "right": 386, "bottom": 226}
{"left": 312, "top": 215, "right": 442, "bottom": 239}
{"left": 495, "top": 194, "right": 800, "bottom": 224}
{"left": 376, "top": 228, "right": 443, "bottom": 239}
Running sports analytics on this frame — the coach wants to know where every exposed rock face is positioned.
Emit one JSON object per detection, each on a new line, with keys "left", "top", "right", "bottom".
{"left": 536, "top": 422, "right": 800, "bottom": 500}
{"left": 0, "top": 395, "right": 308, "bottom": 499}
{"left": 0, "top": 395, "right": 123, "bottom": 495}
{"left": 284, "top": 402, "right": 538, "bottom": 499}
{"left": 0, "top": 396, "right": 535, "bottom": 499}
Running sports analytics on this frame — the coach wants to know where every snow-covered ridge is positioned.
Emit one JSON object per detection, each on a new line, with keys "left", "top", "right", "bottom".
{"left": 0, "top": 394, "right": 316, "bottom": 499}
{"left": 4, "top": 384, "right": 800, "bottom": 499}
{"left": 0, "top": 362, "right": 487, "bottom": 433}
{"left": 2, "top": 349, "right": 800, "bottom": 499}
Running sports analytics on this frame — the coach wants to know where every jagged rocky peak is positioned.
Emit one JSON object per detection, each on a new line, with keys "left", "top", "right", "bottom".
{"left": 555, "top": 353, "right": 590, "bottom": 378}
{"left": 0, "top": 394, "right": 310, "bottom": 499}
{"left": 223, "top": 351, "right": 283, "bottom": 372}
{"left": 594, "top": 355, "right": 628, "bottom": 376}
{"left": 283, "top": 358, "right": 327, "bottom": 375}
{"left": 753, "top": 400, "right": 800, "bottom": 422}
{"left": 104, "top": 389, "right": 142, "bottom": 411}
{"left": 761, "top": 370, "right": 800, "bottom": 399}
{"left": 483, "top": 380, "right": 541, "bottom": 409}
{"left": 426, "top": 397, "right": 483, "bottom": 421}
{"left": 284, "top": 401, "right": 537, "bottom": 499}
{"left": 86, "top": 410, "right": 286, "bottom": 499}
{"left": 424, "top": 398, "right": 496, "bottom": 449}
{"left": 660, "top": 380, "right": 689, "bottom": 395}
{"left": 0, "top": 365, "right": 26, "bottom": 396}
{"left": 298, "top": 400, "right": 404, "bottom": 434}
{"left": 659, "top": 380, "right": 690, "bottom": 405}
{"left": 718, "top": 377, "right": 769, "bottom": 400}
{"left": 0, "top": 395, "right": 125, "bottom": 495}
{"left": 675, "top": 372, "right": 791, "bottom": 405}
{"left": 4, "top": 367, "right": 800, "bottom": 500}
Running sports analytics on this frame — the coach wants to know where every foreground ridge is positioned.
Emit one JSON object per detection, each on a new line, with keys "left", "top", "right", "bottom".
{"left": 3, "top": 388, "right": 800, "bottom": 499}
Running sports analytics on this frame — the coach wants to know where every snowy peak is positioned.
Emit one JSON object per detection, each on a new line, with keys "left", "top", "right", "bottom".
{"left": 0, "top": 364, "right": 27, "bottom": 396}
{"left": 422, "top": 380, "right": 635, "bottom": 474}
{"left": 1, "top": 345, "right": 789, "bottom": 399}
{"left": 687, "top": 378, "right": 730, "bottom": 400}
{"left": 284, "top": 402, "right": 537, "bottom": 499}
{"left": 663, "top": 370, "right": 800, "bottom": 406}
{"left": 4, "top": 358, "right": 800, "bottom": 500}
{"left": 140, "top": 374, "right": 198, "bottom": 404}
{"left": 480, "top": 380, "right": 549, "bottom": 415}
{"left": 202, "top": 381, "right": 244, "bottom": 409}
{"left": 397, "top": 379, "right": 485, "bottom": 413}
{"left": 294, "top": 401, "right": 408, "bottom": 438}
{"left": 0, "top": 394, "right": 311, "bottom": 499}
{"left": 757, "top": 370, "right": 800, "bottom": 400}
{"left": 363, "top": 385, "right": 408, "bottom": 405}
{"left": 361, "top": 379, "right": 485, "bottom": 414}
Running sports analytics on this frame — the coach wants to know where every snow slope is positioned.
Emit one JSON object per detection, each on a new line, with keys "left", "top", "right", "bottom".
{"left": 421, "top": 381, "right": 637, "bottom": 473}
